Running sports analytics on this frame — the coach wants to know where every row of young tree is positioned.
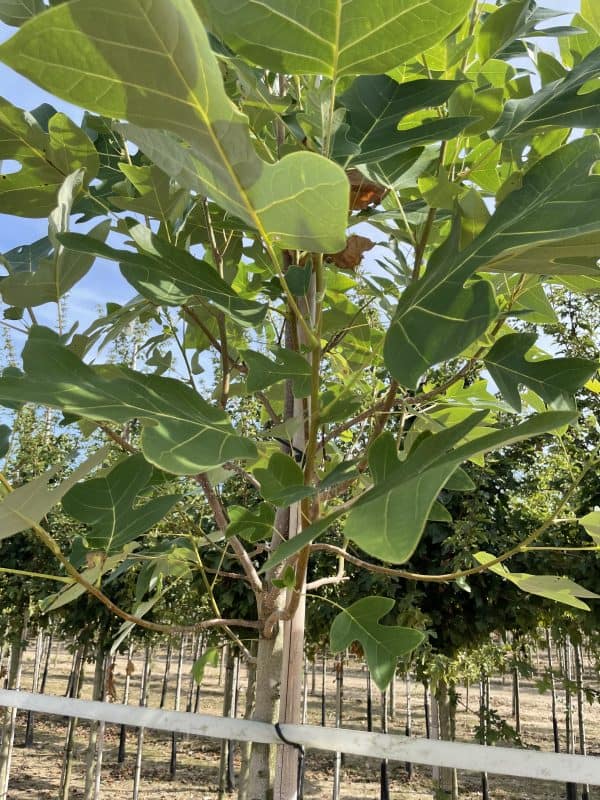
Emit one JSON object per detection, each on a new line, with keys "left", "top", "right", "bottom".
{"left": 0, "top": 0, "right": 599, "bottom": 797}
{"left": 0, "top": 288, "right": 599, "bottom": 799}
{"left": 1, "top": 610, "right": 598, "bottom": 800}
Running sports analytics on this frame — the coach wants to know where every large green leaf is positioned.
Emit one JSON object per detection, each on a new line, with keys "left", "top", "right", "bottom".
{"left": 0, "top": 98, "right": 99, "bottom": 217}
{"left": 491, "top": 46, "right": 600, "bottom": 139}
{"left": 344, "top": 412, "right": 575, "bottom": 564}
{"left": 0, "top": 0, "right": 348, "bottom": 251}
{"left": 0, "top": 327, "right": 256, "bottom": 474}
{"left": 62, "top": 455, "right": 181, "bottom": 555}
{"left": 580, "top": 511, "right": 600, "bottom": 545}
{"left": 59, "top": 223, "right": 266, "bottom": 327}
{"left": 226, "top": 503, "right": 275, "bottom": 544}
{"left": 254, "top": 452, "right": 315, "bottom": 506}
{"left": 195, "top": 0, "right": 471, "bottom": 80}
{"left": 0, "top": 447, "right": 108, "bottom": 540}
{"left": 1, "top": 172, "right": 109, "bottom": 307}
{"left": 41, "top": 547, "right": 135, "bottom": 612}
{"left": 0, "top": 0, "right": 43, "bottom": 26}
{"left": 330, "top": 597, "right": 424, "bottom": 691}
{"left": 334, "top": 76, "right": 471, "bottom": 167}
{"left": 484, "top": 333, "right": 598, "bottom": 412}
{"left": 384, "top": 136, "right": 600, "bottom": 388}
{"left": 243, "top": 348, "right": 312, "bottom": 398}
{"left": 475, "top": 553, "right": 600, "bottom": 611}
{"left": 487, "top": 231, "right": 600, "bottom": 276}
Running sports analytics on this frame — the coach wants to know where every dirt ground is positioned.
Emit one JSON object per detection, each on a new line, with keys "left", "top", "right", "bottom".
{"left": 4, "top": 642, "right": 600, "bottom": 799}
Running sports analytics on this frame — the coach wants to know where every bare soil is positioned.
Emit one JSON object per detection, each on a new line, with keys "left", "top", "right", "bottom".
{"left": 5, "top": 642, "right": 600, "bottom": 799}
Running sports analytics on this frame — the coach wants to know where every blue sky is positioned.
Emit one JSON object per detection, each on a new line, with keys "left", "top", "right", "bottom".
{"left": 0, "top": 0, "right": 584, "bottom": 346}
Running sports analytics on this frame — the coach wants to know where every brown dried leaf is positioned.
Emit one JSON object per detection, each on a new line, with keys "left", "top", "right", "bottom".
{"left": 347, "top": 168, "right": 388, "bottom": 210}
{"left": 328, "top": 234, "right": 375, "bottom": 270}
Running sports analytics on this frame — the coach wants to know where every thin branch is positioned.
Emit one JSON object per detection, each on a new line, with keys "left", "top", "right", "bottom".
{"left": 194, "top": 473, "right": 263, "bottom": 595}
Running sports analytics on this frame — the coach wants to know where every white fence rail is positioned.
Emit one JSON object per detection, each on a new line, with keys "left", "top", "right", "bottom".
{"left": 1, "top": 690, "right": 599, "bottom": 785}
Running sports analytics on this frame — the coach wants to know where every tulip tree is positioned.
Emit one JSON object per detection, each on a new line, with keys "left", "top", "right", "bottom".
{"left": 0, "top": 0, "right": 600, "bottom": 797}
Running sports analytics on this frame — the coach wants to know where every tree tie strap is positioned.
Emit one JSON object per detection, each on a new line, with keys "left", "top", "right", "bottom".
{"left": 274, "top": 722, "right": 305, "bottom": 799}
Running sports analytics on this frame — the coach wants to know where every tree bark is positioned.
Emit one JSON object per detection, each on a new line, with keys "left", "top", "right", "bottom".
{"left": 239, "top": 643, "right": 257, "bottom": 800}
{"left": 574, "top": 641, "right": 589, "bottom": 800}
{"left": 83, "top": 643, "right": 106, "bottom": 800}
{"left": 59, "top": 646, "right": 86, "bottom": 800}
{"left": 24, "top": 629, "right": 44, "bottom": 747}
{"left": 0, "top": 614, "right": 28, "bottom": 800}
{"left": 132, "top": 647, "right": 152, "bottom": 800}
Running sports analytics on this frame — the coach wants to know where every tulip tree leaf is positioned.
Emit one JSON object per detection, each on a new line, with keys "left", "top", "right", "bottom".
{"left": 344, "top": 411, "right": 576, "bottom": 564}
{"left": 334, "top": 75, "right": 471, "bottom": 166}
{"left": 1, "top": 171, "right": 110, "bottom": 307}
{"left": 0, "top": 97, "right": 99, "bottom": 217}
{"left": 59, "top": 223, "right": 267, "bottom": 327}
{"left": 491, "top": 46, "right": 600, "bottom": 139}
{"left": 192, "top": 647, "right": 220, "bottom": 684}
{"left": 42, "top": 547, "right": 135, "bottom": 613}
{"left": 254, "top": 452, "right": 315, "bottom": 507}
{"left": 243, "top": 348, "right": 312, "bottom": 398}
{"left": 0, "top": 0, "right": 44, "bottom": 26}
{"left": 0, "top": 446, "right": 109, "bottom": 540}
{"left": 484, "top": 333, "right": 598, "bottom": 412}
{"left": 195, "top": 0, "right": 472, "bottom": 80}
{"left": 0, "top": 0, "right": 348, "bottom": 251}
{"left": 475, "top": 553, "right": 600, "bottom": 610}
{"left": 0, "top": 425, "right": 10, "bottom": 459}
{"left": 0, "top": 327, "right": 257, "bottom": 474}
{"left": 226, "top": 503, "right": 275, "bottom": 544}
{"left": 330, "top": 597, "right": 424, "bottom": 691}
{"left": 384, "top": 136, "right": 600, "bottom": 388}
{"left": 62, "top": 454, "right": 181, "bottom": 555}
{"left": 487, "top": 231, "right": 600, "bottom": 276}
{"left": 580, "top": 511, "right": 600, "bottom": 545}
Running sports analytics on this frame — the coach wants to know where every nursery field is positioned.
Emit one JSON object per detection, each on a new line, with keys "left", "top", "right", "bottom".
{"left": 4, "top": 642, "right": 599, "bottom": 800}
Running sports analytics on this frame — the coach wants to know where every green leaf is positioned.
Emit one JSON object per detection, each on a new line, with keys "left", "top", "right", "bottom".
{"left": 62, "top": 454, "right": 181, "bottom": 555}
{"left": 474, "top": 553, "right": 600, "bottom": 611}
{"left": 484, "top": 333, "right": 597, "bottom": 412}
{"left": 490, "top": 231, "right": 600, "bottom": 276}
{"left": 335, "top": 76, "right": 470, "bottom": 167}
{"left": 0, "top": 0, "right": 44, "bottom": 26}
{"left": 112, "top": 163, "right": 186, "bottom": 222}
{"left": 60, "top": 223, "right": 267, "bottom": 327}
{"left": 344, "top": 412, "right": 575, "bottom": 564}
{"left": 580, "top": 510, "right": 600, "bottom": 544}
{"left": 195, "top": 0, "right": 472, "bottom": 80}
{"left": 0, "top": 446, "right": 108, "bottom": 540}
{"left": 226, "top": 503, "right": 275, "bottom": 543}
{"left": 330, "top": 597, "right": 424, "bottom": 691}
{"left": 254, "top": 452, "right": 315, "bottom": 507}
{"left": 1, "top": 174, "right": 110, "bottom": 307}
{"left": 243, "top": 348, "right": 311, "bottom": 398}
{"left": 384, "top": 136, "right": 600, "bottom": 388}
{"left": 0, "top": 98, "right": 99, "bottom": 216}
{"left": 42, "top": 547, "right": 134, "bottom": 612}
{"left": 0, "top": 327, "right": 256, "bottom": 474}
{"left": 491, "top": 46, "right": 600, "bottom": 139}
{"left": 192, "top": 647, "right": 219, "bottom": 684}
{"left": 0, "top": 0, "right": 348, "bottom": 251}
{"left": 0, "top": 425, "right": 10, "bottom": 459}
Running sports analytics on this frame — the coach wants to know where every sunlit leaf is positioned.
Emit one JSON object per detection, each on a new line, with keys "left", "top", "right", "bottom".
{"left": 330, "top": 597, "right": 424, "bottom": 691}
{"left": 475, "top": 553, "right": 600, "bottom": 610}
{"left": 484, "top": 333, "right": 597, "bottom": 412}
{"left": 0, "top": 0, "right": 348, "bottom": 251}
{"left": 385, "top": 137, "right": 600, "bottom": 388}
{"left": 62, "top": 454, "right": 181, "bottom": 555}
{"left": 0, "top": 447, "right": 108, "bottom": 540}
{"left": 344, "top": 412, "right": 575, "bottom": 564}
{"left": 195, "top": 0, "right": 472, "bottom": 80}
{"left": 0, "top": 327, "right": 256, "bottom": 474}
